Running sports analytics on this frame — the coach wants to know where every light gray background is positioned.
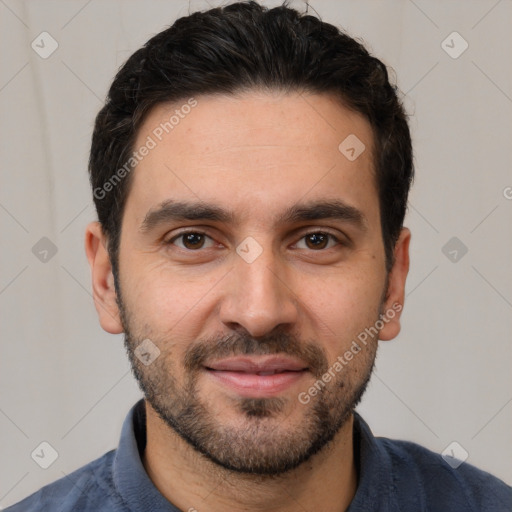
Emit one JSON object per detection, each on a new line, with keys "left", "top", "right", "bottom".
{"left": 1, "top": 0, "right": 511, "bottom": 508}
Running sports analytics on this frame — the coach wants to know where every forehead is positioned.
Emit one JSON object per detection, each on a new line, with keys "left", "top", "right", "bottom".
{"left": 126, "top": 90, "right": 378, "bottom": 228}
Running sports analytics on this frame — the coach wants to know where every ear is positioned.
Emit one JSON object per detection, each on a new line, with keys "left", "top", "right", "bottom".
{"left": 84, "top": 222, "right": 123, "bottom": 334}
{"left": 378, "top": 227, "right": 411, "bottom": 341}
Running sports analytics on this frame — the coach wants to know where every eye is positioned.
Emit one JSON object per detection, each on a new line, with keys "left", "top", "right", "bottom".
{"left": 166, "top": 230, "right": 343, "bottom": 252}
{"left": 167, "top": 231, "right": 215, "bottom": 250}
{"left": 295, "top": 232, "right": 341, "bottom": 250}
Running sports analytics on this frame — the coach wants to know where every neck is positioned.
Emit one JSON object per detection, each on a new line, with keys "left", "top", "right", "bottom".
{"left": 142, "top": 402, "right": 358, "bottom": 512}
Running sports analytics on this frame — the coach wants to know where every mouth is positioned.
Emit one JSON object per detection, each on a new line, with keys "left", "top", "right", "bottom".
{"left": 204, "top": 356, "right": 309, "bottom": 397}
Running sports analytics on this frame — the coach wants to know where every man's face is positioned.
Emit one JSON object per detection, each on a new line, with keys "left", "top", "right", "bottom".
{"left": 104, "top": 91, "right": 405, "bottom": 475}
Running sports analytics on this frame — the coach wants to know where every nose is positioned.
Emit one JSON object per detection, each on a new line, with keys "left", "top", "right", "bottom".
{"left": 219, "top": 245, "right": 299, "bottom": 338}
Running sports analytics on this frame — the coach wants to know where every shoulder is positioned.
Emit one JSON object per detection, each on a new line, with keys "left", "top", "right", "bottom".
{"left": 4, "top": 449, "right": 126, "bottom": 512}
{"left": 379, "top": 436, "right": 512, "bottom": 511}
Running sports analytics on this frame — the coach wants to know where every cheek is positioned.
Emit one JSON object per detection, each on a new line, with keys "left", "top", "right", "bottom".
{"left": 121, "top": 260, "right": 220, "bottom": 338}
{"left": 296, "top": 266, "right": 384, "bottom": 355}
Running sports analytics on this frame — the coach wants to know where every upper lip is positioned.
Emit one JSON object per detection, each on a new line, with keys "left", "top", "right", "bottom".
{"left": 205, "top": 356, "right": 308, "bottom": 373}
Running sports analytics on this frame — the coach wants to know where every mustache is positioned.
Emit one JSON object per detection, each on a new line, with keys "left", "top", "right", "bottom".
{"left": 183, "top": 331, "right": 329, "bottom": 378}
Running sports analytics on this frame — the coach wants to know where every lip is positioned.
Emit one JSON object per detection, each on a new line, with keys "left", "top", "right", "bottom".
{"left": 204, "top": 356, "right": 309, "bottom": 398}
{"left": 205, "top": 355, "right": 308, "bottom": 373}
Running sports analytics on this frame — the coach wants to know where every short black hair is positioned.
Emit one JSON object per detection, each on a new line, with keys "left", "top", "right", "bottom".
{"left": 89, "top": 0, "right": 413, "bottom": 278}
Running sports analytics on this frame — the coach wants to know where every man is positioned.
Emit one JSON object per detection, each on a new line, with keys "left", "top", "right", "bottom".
{"left": 7, "top": 1, "right": 511, "bottom": 511}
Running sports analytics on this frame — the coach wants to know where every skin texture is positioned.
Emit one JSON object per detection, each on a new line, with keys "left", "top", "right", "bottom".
{"left": 85, "top": 90, "right": 410, "bottom": 512}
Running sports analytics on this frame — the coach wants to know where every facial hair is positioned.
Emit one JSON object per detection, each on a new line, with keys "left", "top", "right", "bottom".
{"left": 119, "top": 295, "right": 379, "bottom": 476}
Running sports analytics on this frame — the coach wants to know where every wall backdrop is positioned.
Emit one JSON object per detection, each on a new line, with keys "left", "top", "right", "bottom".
{"left": 1, "top": 0, "right": 511, "bottom": 507}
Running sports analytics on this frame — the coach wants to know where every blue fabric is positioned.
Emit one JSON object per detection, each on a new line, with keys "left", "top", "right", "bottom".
{"left": 6, "top": 399, "right": 511, "bottom": 511}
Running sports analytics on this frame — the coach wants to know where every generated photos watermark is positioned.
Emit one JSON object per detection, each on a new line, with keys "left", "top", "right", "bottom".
{"left": 93, "top": 97, "right": 198, "bottom": 200}
{"left": 298, "top": 302, "right": 402, "bottom": 405}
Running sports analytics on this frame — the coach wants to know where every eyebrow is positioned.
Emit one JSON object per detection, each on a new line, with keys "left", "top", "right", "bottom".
{"left": 139, "top": 198, "right": 367, "bottom": 233}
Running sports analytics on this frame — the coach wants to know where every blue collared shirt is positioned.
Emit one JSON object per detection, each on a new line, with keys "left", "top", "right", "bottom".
{"left": 6, "top": 399, "right": 511, "bottom": 511}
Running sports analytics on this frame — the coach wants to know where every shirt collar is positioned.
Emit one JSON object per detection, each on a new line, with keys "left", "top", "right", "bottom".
{"left": 112, "top": 400, "right": 395, "bottom": 511}
{"left": 348, "top": 411, "right": 396, "bottom": 511}
{"left": 112, "top": 399, "right": 179, "bottom": 511}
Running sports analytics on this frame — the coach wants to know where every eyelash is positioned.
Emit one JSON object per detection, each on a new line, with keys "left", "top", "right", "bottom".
{"left": 165, "top": 230, "right": 343, "bottom": 251}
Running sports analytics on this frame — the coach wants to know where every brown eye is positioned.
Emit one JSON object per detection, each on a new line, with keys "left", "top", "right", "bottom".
{"left": 182, "top": 233, "right": 205, "bottom": 249}
{"left": 305, "top": 233, "right": 328, "bottom": 249}
{"left": 168, "top": 231, "right": 214, "bottom": 250}
{"left": 296, "top": 232, "right": 340, "bottom": 251}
